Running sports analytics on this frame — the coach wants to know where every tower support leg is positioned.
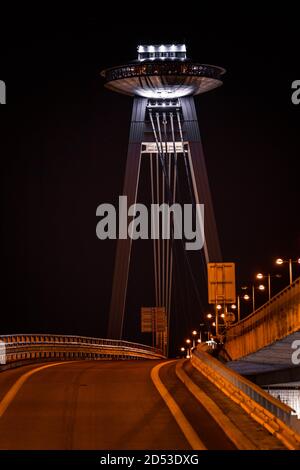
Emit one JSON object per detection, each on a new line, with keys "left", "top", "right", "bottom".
{"left": 107, "top": 98, "right": 147, "bottom": 339}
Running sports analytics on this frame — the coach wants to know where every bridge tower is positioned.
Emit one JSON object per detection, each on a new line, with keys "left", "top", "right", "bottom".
{"left": 101, "top": 44, "right": 225, "bottom": 343}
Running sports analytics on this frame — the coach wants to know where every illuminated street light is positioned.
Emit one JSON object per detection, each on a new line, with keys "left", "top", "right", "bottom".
{"left": 258, "top": 284, "right": 265, "bottom": 291}
{"left": 216, "top": 304, "right": 222, "bottom": 310}
{"left": 231, "top": 304, "right": 237, "bottom": 310}
{"left": 212, "top": 322, "right": 216, "bottom": 327}
{"left": 197, "top": 338, "right": 201, "bottom": 343}
{"left": 207, "top": 313, "right": 213, "bottom": 319}
{"left": 180, "top": 347, "right": 185, "bottom": 352}
{"left": 243, "top": 294, "right": 250, "bottom": 300}
{"left": 192, "top": 330, "right": 197, "bottom": 347}
{"left": 220, "top": 313, "right": 225, "bottom": 318}
{"left": 185, "top": 340, "right": 191, "bottom": 359}
{"left": 275, "top": 258, "right": 300, "bottom": 285}
{"left": 255, "top": 272, "right": 281, "bottom": 300}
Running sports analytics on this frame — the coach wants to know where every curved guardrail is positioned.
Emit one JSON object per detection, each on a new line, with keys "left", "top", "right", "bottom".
{"left": 191, "top": 347, "right": 300, "bottom": 449}
{"left": 0, "top": 334, "right": 165, "bottom": 370}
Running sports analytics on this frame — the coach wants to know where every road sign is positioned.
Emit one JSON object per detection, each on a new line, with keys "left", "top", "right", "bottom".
{"left": 141, "top": 308, "right": 154, "bottom": 333}
{"left": 141, "top": 307, "right": 166, "bottom": 333}
{"left": 208, "top": 262, "right": 236, "bottom": 304}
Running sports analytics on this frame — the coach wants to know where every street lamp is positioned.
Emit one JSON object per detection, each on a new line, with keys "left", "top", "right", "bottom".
{"left": 256, "top": 272, "right": 281, "bottom": 300}
{"left": 275, "top": 258, "right": 300, "bottom": 285}
{"left": 214, "top": 304, "right": 222, "bottom": 336}
{"left": 239, "top": 284, "right": 265, "bottom": 314}
{"left": 198, "top": 323, "right": 205, "bottom": 343}
{"left": 206, "top": 313, "right": 213, "bottom": 319}
{"left": 185, "top": 339, "right": 191, "bottom": 359}
{"left": 235, "top": 293, "right": 250, "bottom": 321}
{"left": 192, "top": 330, "right": 197, "bottom": 348}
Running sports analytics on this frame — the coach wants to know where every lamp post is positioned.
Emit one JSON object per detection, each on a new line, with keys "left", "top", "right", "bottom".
{"left": 199, "top": 323, "right": 205, "bottom": 343}
{"left": 252, "top": 285, "right": 255, "bottom": 312}
{"left": 215, "top": 304, "right": 222, "bottom": 336}
{"left": 252, "top": 284, "right": 268, "bottom": 312}
{"left": 235, "top": 293, "right": 248, "bottom": 322}
{"left": 256, "top": 272, "right": 282, "bottom": 301}
{"left": 238, "top": 286, "right": 262, "bottom": 315}
{"left": 276, "top": 258, "right": 300, "bottom": 285}
{"left": 256, "top": 273, "right": 271, "bottom": 301}
{"left": 192, "top": 330, "right": 197, "bottom": 348}
{"left": 206, "top": 313, "right": 213, "bottom": 340}
{"left": 185, "top": 339, "right": 191, "bottom": 358}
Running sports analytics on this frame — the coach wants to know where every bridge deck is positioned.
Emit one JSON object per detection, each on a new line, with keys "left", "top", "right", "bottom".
{"left": 0, "top": 360, "right": 287, "bottom": 450}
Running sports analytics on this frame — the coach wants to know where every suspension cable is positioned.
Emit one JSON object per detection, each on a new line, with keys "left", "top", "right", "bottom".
{"left": 177, "top": 110, "right": 209, "bottom": 273}
{"left": 150, "top": 153, "right": 158, "bottom": 307}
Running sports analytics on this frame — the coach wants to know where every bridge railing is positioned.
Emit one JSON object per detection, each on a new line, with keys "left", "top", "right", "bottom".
{"left": 0, "top": 334, "right": 165, "bottom": 370}
{"left": 225, "top": 276, "right": 300, "bottom": 360}
{"left": 191, "top": 347, "right": 300, "bottom": 448}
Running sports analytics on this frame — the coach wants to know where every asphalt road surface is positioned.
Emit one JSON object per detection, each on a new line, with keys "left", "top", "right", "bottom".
{"left": 0, "top": 360, "right": 237, "bottom": 450}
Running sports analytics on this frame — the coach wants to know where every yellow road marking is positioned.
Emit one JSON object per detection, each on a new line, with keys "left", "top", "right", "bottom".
{"left": 0, "top": 362, "right": 73, "bottom": 418}
{"left": 151, "top": 360, "right": 206, "bottom": 450}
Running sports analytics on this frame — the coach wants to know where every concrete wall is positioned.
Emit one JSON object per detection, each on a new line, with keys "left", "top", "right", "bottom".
{"left": 224, "top": 278, "right": 300, "bottom": 361}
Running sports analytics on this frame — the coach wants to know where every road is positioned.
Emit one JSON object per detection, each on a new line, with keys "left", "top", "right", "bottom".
{"left": 0, "top": 360, "right": 239, "bottom": 450}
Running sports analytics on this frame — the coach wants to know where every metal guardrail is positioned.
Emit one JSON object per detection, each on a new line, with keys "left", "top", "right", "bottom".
{"left": 192, "top": 348, "right": 295, "bottom": 427}
{"left": 225, "top": 277, "right": 300, "bottom": 359}
{"left": 0, "top": 334, "right": 165, "bottom": 369}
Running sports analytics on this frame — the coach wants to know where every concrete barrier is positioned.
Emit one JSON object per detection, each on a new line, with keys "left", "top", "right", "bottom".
{"left": 191, "top": 348, "right": 300, "bottom": 450}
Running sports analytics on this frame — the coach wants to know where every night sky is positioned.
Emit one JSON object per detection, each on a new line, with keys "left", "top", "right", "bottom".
{"left": 1, "top": 14, "right": 299, "bottom": 353}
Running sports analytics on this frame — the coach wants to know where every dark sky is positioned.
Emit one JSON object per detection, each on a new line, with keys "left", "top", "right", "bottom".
{"left": 1, "top": 13, "right": 299, "bottom": 352}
